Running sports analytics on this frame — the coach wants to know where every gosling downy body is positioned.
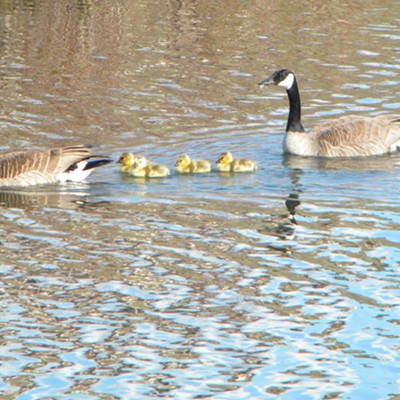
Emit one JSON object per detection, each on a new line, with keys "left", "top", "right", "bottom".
{"left": 0, "top": 145, "right": 111, "bottom": 187}
{"left": 216, "top": 152, "right": 257, "bottom": 172}
{"left": 259, "top": 69, "right": 400, "bottom": 157}
{"left": 175, "top": 154, "right": 212, "bottom": 173}
{"left": 130, "top": 156, "right": 170, "bottom": 178}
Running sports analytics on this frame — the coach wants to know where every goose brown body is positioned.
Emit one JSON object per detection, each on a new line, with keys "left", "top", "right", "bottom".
{"left": 284, "top": 114, "right": 400, "bottom": 157}
{"left": 0, "top": 145, "right": 111, "bottom": 187}
{"left": 259, "top": 69, "right": 400, "bottom": 157}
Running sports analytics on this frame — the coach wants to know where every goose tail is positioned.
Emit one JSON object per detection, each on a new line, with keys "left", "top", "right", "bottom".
{"left": 58, "top": 156, "right": 112, "bottom": 182}
{"left": 83, "top": 157, "right": 113, "bottom": 171}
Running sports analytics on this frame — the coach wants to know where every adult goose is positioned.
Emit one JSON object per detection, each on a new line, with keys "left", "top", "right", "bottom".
{"left": 0, "top": 145, "right": 111, "bottom": 187}
{"left": 259, "top": 69, "right": 400, "bottom": 157}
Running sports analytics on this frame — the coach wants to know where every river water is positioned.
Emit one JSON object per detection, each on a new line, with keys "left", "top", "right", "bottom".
{"left": 0, "top": 1, "right": 400, "bottom": 399}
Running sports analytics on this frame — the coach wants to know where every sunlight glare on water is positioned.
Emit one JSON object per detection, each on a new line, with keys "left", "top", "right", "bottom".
{"left": 1, "top": 1, "right": 400, "bottom": 399}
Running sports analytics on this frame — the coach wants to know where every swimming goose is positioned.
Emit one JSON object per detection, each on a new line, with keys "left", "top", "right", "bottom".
{"left": 175, "top": 154, "right": 212, "bottom": 173}
{"left": 130, "top": 156, "right": 170, "bottom": 178}
{"left": 216, "top": 151, "right": 257, "bottom": 172}
{"left": 259, "top": 69, "right": 400, "bottom": 157}
{"left": 0, "top": 145, "right": 111, "bottom": 187}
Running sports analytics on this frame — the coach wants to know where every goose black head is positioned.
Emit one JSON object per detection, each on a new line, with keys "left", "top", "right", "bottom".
{"left": 259, "top": 69, "right": 295, "bottom": 90}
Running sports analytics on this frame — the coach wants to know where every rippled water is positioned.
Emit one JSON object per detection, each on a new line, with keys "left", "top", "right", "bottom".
{"left": 1, "top": 1, "right": 400, "bottom": 399}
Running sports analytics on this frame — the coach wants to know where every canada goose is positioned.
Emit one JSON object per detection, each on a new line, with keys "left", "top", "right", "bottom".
{"left": 130, "top": 156, "right": 170, "bottom": 178}
{"left": 216, "top": 151, "right": 257, "bottom": 172}
{"left": 259, "top": 69, "right": 400, "bottom": 157}
{"left": 117, "top": 152, "right": 157, "bottom": 173}
{"left": 0, "top": 145, "right": 111, "bottom": 187}
{"left": 175, "top": 154, "right": 212, "bottom": 173}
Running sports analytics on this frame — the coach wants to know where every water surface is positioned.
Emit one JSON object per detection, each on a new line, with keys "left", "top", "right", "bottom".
{"left": 1, "top": 1, "right": 400, "bottom": 399}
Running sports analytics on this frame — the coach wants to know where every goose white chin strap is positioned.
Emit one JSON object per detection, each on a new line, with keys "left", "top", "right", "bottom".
{"left": 278, "top": 73, "right": 295, "bottom": 90}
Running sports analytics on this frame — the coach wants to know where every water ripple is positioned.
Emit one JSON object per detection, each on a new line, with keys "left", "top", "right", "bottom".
{"left": 1, "top": 1, "right": 400, "bottom": 399}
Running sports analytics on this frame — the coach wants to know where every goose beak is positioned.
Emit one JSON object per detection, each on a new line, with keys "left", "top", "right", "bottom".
{"left": 258, "top": 75, "right": 275, "bottom": 88}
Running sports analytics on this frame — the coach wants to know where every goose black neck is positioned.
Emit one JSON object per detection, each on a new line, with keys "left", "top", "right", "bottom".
{"left": 286, "top": 78, "right": 305, "bottom": 132}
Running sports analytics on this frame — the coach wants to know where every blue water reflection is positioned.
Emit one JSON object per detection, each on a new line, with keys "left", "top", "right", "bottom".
{"left": 1, "top": 0, "right": 400, "bottom": 399}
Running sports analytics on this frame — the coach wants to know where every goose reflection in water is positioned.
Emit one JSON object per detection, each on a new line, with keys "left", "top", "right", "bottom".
{"left": 257, "top": 192, "right": 301, "bottom": 244}
{"left": 282, "top": 153, "right": 400, "bottom": 171}
{"left": 0, "top": 189, "right": 109, "bottom": 209}
{"left": 286, "top": 193, "right": 301, "bottom": 225}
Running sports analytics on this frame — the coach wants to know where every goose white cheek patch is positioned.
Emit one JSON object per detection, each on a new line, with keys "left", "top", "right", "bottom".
{"left": 278, "top": 73, "right": 295, "bottom": 90}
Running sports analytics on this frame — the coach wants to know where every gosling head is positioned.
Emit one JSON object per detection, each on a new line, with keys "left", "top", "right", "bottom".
{"left": 216, "top": 151, "right": 233, "bottom": 165}
{"left": 259, "top": 69, "right": 295, "bottom": 91}
{"left": 176, "top": 154, "right": 191, "bottom": 167}
{"left": 117, "top": 152, "right": 135, "bottom": 166}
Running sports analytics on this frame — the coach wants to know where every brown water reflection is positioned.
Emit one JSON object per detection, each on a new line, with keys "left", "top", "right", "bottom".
{"left": 2, "top": 0, "right": 398, "bottom": 150}
{"left": 1, "top": 0, "right": 400, "bottom": 399}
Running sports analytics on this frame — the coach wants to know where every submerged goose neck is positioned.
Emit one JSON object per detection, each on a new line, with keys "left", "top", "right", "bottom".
{"left": 286, "top": 78, "right": 305, "bottom": 133}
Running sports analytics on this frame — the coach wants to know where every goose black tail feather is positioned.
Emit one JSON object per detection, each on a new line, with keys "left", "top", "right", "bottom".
{"left": 83, "top": 158, "right": 113, "bottom": 171}
{"left": 64, "top": 157, "right": 112, "bottom": 173}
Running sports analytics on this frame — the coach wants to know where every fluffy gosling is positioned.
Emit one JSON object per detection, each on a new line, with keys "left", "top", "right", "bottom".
{"left": 175, "top": 154, "right": 212, "bottom": 173}
{"left": 117, "top": 152, "right": 136, "bottom": 173}
{"left": 216, "top": 151, "right": 257, "bottom": 172}
{"left": 117, "top": 152, "right": 158, "bottom": 173}
{"left": 130, "top": 156, "right": 170, "bottom": 178}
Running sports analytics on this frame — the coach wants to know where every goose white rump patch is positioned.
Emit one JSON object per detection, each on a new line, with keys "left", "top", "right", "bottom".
{"left": 57, "top": 160, "right": 92, "bottom": 182}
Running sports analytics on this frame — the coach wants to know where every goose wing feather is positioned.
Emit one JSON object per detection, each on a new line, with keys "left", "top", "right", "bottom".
{"left": 0, "top": 145, "right": 92, "bottom": 186}
{"left": 313, "top": 115, "right": 400, "bottom": 157}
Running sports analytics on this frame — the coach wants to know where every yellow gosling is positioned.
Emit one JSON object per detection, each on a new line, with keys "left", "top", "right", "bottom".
{"left": 175, "top": 154, "right": 212, "bottom": 173}
{"left": 130, "top": 156, "right": 170, "bottom": 178}
{"left": 216, "top": 151, "right": 257, "bottom": 172}
{"left": 117, "top": 152, "right": 136, "bottom": 173}
{"left": 118, "top": 152, "right": 158, "bottom": 173}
